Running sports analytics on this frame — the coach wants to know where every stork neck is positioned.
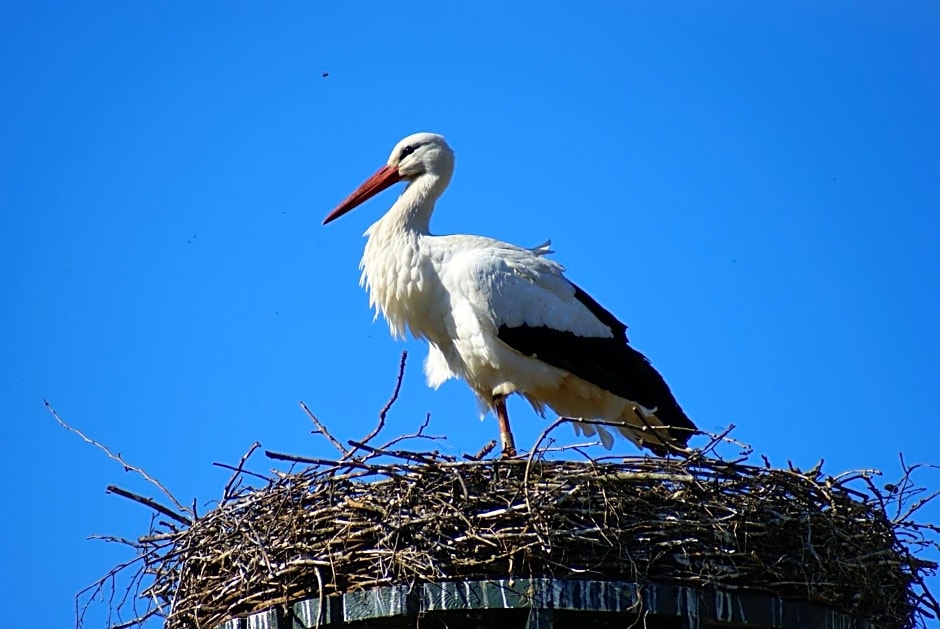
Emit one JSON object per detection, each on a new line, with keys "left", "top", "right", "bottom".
{"left": 381, "top": 171, "right": 449, "bottom": 235}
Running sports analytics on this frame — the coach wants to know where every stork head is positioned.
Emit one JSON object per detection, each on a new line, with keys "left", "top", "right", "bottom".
{"left": 323, "top": 132, "right": 454, "bottom": 225}
{"left": 390, "top": 132, "right": 453, "bottom": 178}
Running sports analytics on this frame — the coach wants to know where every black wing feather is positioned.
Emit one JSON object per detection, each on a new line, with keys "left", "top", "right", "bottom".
{"left": 571, "top": 283, "right": 628, "bottom": 342}
{"left": 496, "top": 283, "right": 696, "bottom": 445}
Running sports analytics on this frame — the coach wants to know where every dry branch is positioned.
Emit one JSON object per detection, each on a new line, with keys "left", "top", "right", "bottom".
{"left": 105, "top": 486, "right": 191, "bottom": 526}
{"left": 45, "top": 400, "right": 191, "bottom": 517}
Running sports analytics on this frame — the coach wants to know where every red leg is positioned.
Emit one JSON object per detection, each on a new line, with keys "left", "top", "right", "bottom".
{"left": 494, "top": 396, "right": 517, "bottom": 457}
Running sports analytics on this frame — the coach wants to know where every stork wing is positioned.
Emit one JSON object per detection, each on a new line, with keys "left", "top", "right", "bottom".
{"left": 445, "top": 237, "right": 695, "bottom": 447}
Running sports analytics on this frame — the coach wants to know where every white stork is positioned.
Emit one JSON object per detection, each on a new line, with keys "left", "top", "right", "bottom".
{"left": 323, "top": 132, "right": 697, "bottom": 456}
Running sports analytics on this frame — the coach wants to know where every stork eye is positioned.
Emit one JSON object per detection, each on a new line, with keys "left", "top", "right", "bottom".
{"left": 400, "top": 145, "right": 417, "bottom": 159}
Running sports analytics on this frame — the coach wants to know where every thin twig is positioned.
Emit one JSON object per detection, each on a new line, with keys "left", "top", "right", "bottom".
{"left": 523, "top": 416, "right": 568, "bottom": 515}
{"left": 300, "top": 401, "right": 348, "bottom": 456}
{"left": 346, "top": 350, "right": 408, "bottom": 459}
{"left": 106, "top": 486, "right": 192, "bottom": 526}
{"left": 46, "top": 400, "right": 191, "bottom": 516}
{"left": 347, "top": 439, "right": 441, "bottom": 464}
{"left": 264, "top": 450, "right": 373, "bottom": 471}
{"left": 689, "top": 424, "right": 738, "bottom": 461}
{"left": 212, "top": 462, "right": 273, "bottom": 484}
{"left": 222, "top": 442, "right": 262, "bottom": 502}
{"left": 377, "top": 350, "right": 408, "bottom": 422}
{"left": 464, "top": 440, "right": 498, "bottom": 461}
{"left": 376, "top": 413, "right": 445, "bottom": 452}
{"left": 111, "top": 608, "right": 160, "bottom": 629}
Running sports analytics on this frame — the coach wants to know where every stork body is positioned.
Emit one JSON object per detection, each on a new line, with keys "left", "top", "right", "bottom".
{"left": 324, "top": 132, "right": 697, "bottom": 455}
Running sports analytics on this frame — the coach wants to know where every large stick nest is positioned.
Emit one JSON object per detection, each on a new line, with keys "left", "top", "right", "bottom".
{"left": 123, "top": 438, "right": 938, "bottom": 629}
{"left": 52, "top": 360, "right": 938, "bottom": 629}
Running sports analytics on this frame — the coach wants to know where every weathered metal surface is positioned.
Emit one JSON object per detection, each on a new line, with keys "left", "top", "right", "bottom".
{"left": 343, "top": 584, "right": 412, "bottom": 621}
{"left": 219, "top": 607, "right": 279, "bottom": 629}
{"left": 293, "top": 595, "right": 334, "bottom": 628}
{"left": 210, "top": 578, "right": 881, "bottom": 628}
{"left": 420, "top": 579, "right": 642, "bottom": 613}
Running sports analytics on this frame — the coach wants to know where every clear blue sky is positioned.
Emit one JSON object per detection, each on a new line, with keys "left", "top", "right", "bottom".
{"left": 3, "top": 2, "right": 939, "bottom": 627}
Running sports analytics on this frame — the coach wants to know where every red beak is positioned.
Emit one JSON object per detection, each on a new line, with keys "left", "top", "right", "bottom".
{"left": 323, "top": 164, "right": 404, "bottom": 225}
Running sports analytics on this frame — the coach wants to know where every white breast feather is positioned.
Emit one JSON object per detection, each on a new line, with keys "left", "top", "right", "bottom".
{"left": 360, "top": 226, "right": 436, "bottom": 341}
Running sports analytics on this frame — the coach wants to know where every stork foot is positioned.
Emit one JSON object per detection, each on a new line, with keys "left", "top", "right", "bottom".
{"left": 499, "top": 439, "right": 517, "bottom": 459}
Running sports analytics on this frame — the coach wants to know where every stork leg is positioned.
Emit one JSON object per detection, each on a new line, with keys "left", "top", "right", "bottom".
{"left": 494, "top": 395, "right": 517, "bottom": 457}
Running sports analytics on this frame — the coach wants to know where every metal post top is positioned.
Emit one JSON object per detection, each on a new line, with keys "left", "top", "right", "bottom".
{"left": 218, "top": 578, "right": 878, "bottom": 629}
